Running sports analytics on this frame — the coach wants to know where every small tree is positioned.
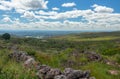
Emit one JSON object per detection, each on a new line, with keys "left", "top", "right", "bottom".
{"left": 2, "top": 33, "right": 11, "bottom": 40}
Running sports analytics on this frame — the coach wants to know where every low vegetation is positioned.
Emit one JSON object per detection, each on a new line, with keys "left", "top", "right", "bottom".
{"left": 0, "top": 31, "right": 120, "bottom": 79}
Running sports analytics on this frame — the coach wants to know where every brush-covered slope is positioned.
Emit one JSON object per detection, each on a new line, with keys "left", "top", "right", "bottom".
{"left": 0, "top": 31, "right": 120, "bottom": 79}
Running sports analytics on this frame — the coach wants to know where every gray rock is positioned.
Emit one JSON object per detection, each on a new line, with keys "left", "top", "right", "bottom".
{"left": 37, "top": 65, "right": 51, "bottom": 79}
{"left": 89, "top": 77, "right": 96, "bottom": 79}
{"left": 39, "top": 65, "right": 51, "bottom": 74}
{"left": 9, "top": 51, "right": 95, "bottom": 79}
{"left": 63, "top": 68, "right": 74, "bottom": 76}
{"left": 82, "top": 70, "right": 90, "bottom": 78}
{"left": 35, "top": 63, "right": 41, "bottom": 70}
{"left": 84, "top": 51, "right": 102, "bottom": 61}
{"left": 66, "top": 70, "right": 83, "bottom": 79}
{"left": 24, "top": 57, "right": 36, "bottom": 68}
{"left": 54, "top": 75, "right": 67, "bottom": 79}
{"left": 20, "top": 53, "right": 28, "bottom": 61}
{"left": 9, "top": 51, "right": 29, "bottom": 62}
{"left": 64, "top": 68, "right": 90, "bottom": 79}
{"left": 46, "top": 68, "right": 62, "bottom": 79}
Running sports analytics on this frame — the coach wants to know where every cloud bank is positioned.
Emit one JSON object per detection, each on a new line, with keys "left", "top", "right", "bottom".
{"left": 0, "top": 0, "right": 120, "bottom": 31}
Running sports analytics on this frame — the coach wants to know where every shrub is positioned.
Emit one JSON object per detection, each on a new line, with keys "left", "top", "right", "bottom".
{"left": 26, "top": 48, "right": 36, "bottom": 56}
{"left": 2, "top": 33, "right": 11, "bottom": 40}
{"left": 102, "top": 48, "right": 120, "bottom": 56}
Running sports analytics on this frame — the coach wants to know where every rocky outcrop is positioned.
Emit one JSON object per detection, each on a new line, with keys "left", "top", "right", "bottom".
{"left": 83, "top": 51, "right": 102, "bottom": 61}
{"left": 9, "top": 51, "right": 95, "bottom": 79}
{"left": 103, "top": 59, "right": 120, "bottom": 68}
{"left": 63, "top": 68, "right": 90, "bottom": 79}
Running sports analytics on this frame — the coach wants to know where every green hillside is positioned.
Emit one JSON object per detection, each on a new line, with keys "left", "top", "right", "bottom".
{"left": 0, "top": 31, "right": 120, "bottom": 79}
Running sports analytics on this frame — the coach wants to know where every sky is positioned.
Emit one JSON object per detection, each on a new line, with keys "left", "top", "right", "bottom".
{"left": 0, "top": 0, "right": 120, "bottom": 31}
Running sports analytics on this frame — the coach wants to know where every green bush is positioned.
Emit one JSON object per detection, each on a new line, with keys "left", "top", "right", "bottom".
{"left": 26, "top": 48, "right": 36, "bottom": 56}
{"left": 2, "top": 33, "right": 11, "bottom": 40}
{"left": 102, "top": 48, "right": 120, "bottom": 56}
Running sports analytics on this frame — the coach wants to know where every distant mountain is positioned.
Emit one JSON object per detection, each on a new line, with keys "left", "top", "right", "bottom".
{"left": 0, "top": 30, "right": 116, "bottom": 38}
{"left": 0, "top": 30, "right": 82, "bottom": 38}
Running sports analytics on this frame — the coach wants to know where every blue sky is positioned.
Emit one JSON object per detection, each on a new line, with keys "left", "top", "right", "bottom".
{"left": 0, "top": 0, "right": 120, "bottom": 30}
{"left": 48, "top": 0, "right": 120, "bottom": 12}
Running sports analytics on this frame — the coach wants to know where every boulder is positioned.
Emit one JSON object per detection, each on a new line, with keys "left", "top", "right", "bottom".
{"left": 24, "top": 58, "right": 36, "bottom": 68}
{"left": 63, "top": 68, "right": 74, "bottom": 76}
{"left": 82, "top": 70, "right": 90, "bottom": 78}
{"left": 64, "top": 68, "right": 90, "bottom": 79}
{"left": 65, "top": 70, "right": 83, "bottom": 79}
{"left": 46, "top": 68, "right": 62, "bottom": 79}
{"left": 34, "top": 62, "right": 41, "bottom": 70}
{"left": 9, "top": 51, "right": 28, "bottom": 62}
{"left": 108, "top": 70, "right": 119, "bottom": 75}
{"left": 84, "top": 51, "right": 102, "bottom": 61}
{"left": 54, "top": 75, "right": 67, "bottom": 79}
{"left": 37, "top": 65, "right": 51, "bottom": 79}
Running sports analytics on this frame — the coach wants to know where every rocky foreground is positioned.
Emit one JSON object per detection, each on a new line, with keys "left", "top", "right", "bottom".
{"left": 9, "top": 51, "right": 96, "bottom": 79}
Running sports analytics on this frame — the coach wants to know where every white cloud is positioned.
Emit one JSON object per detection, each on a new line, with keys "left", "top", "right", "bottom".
{"left": 0, "top": 0, "right": 48, "bottom": 11}
{"left": 0, "top": 3, "right": 120, "bottom": 31}
{"left": 21, "top": 11, "right": 36, "bottom": 19}
{"left": 62, "top": 2, "right": 76, "bottom": 7}
{"left": 2, "top": 16, "right": 12, "bottom": 22}
{"left": 12, "top": 0, "right": 48, "bottom": 10}
{"left": 0, "top": 5, "right": 11, "bottom": 10}
{"left": 18, "top": 7, "right": 120, "bottom": 31}
{"left": 52, "top": 7, "right": 59, "bottom": 11}
{"left": 0, "top": 20, "right": 120, "bottom": 31}
{"left": 35, "top": 10, "right": 58, "bottom": 16}
{"left": 45, "top": 9, "right": 94, "bottom": 20}
{"left": 0, "top": 1, "right": 13, "bottom": 10}
{"left": 15, "top": 9, "right": 26, "bottom": 14}
{"left": 92, "top": 4, "right": 114, "bottom": 13}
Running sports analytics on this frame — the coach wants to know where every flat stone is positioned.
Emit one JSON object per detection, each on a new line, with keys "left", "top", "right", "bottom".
{"left": 108, "top": 70, "right": 119, "bottom": 75}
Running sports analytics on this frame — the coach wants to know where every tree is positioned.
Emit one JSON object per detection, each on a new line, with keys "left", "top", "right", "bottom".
{"left": 2, "top": 33, "right": 11, "bottom": 40}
